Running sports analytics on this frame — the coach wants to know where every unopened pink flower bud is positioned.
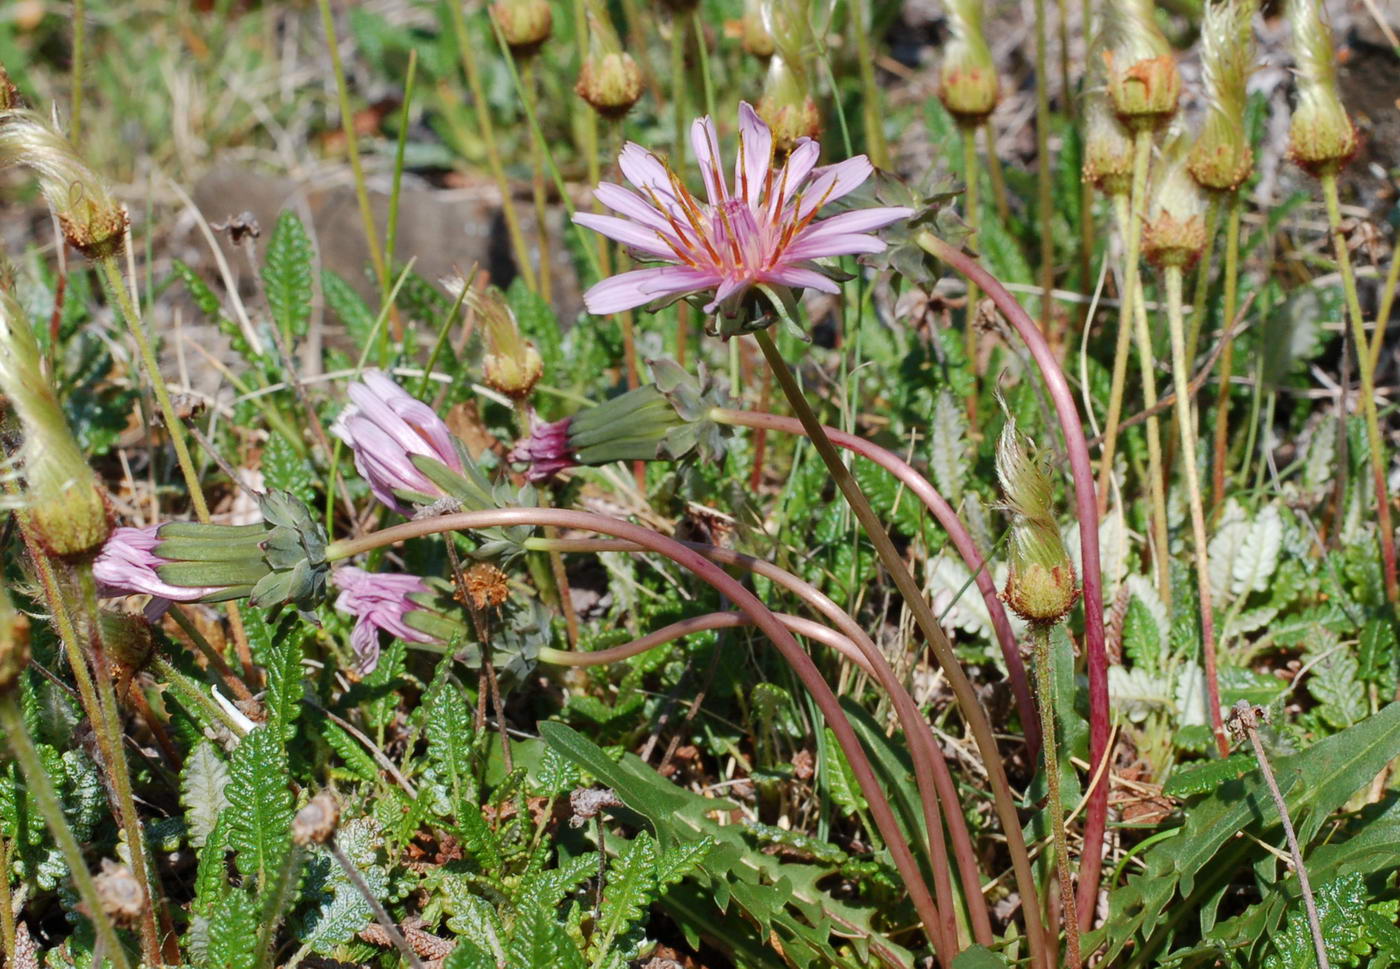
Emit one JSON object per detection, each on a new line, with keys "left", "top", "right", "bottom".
{"left": 330, "top": 370, "right": 465, "bottom": 513}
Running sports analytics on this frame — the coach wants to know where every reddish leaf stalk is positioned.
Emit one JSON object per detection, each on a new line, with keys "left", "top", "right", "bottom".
{"left": 531, "top": 534, "right": 994, "bottom": 948}
{"left": 712, "top": 406, "right": 1039, "bottom": 755}
{"left": 327, "top": 508, "right": 954, "bottom": 964}
{"left": 917, "top": 231, "right": 1110, "bottom": 932}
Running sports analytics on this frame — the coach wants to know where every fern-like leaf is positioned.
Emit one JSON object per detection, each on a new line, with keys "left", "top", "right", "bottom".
{"left": 226, "top": 727, "right": 294, "bottom": 887}
{"left": 261, "top": 210, "right": 314, "bottom": 339}
{"left": 181, "top": 741, "right": 230, "bottom": 849}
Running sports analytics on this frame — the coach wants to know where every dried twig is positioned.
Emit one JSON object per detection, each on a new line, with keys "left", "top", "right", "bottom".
{"left": 1229, "top": 701, "right": 1330, "bottom": 969}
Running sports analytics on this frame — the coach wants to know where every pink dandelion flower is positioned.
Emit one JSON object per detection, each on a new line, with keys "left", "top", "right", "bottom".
{"left": 573, "top": 102, "right": 913, "bottom": 322}
{"left": 331, "top": 566, "right": 439, "bottom": 673}
{"left": 330, "top": 370, "right": 464, "bottom": 514}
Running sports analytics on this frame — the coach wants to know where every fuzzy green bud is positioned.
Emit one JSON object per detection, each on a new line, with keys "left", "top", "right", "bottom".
{"left": 1099, "top": 0, "right": 1180, "bottom": 129}
{"left": 0, "top": 110, "right": 127, "bottom": 257}
{"left": 740, "top": 0, "right": 775, "bottom": 58}
{"left": 937, "top": 0, "right": 999, "bottom": 126}
{"left": 1188, "top": 0, "right": 1257, "bottom": 191}
{"left": 1144, "top": 125, "right": 1208, "bottom": 268}
{"left": 576, "top": 51, "right": 643, "bottom": 118}
{"left": 1285, "top": 0, "right": 1357, "bottom": 176}
{"left": 473, "top": 286, "right": 544, "bottom": 400}
{"left": 997, "top": 417, "right": 1078, "bottom": 624}
{"left": 0, "top": 289, "right": 109, "bottom": 557}
{"left": 492, "top": 0, "right": 553, "bottom": 58}
{"left": 757, "top": 54, "right": 820, "bottom": 156}
{"left": 1082, "top": 84, "right": 1134, "bottom": 196}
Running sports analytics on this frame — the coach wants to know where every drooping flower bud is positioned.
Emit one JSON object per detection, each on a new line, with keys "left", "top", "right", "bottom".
{"left": 997, "top": 417, "right": 1078, "bottom": 624}
{"left": 575, "top": 3, "right": 643, "bottom": 119}
{"left": 94, "top": 611, "right": 154, "bottom": 680}
{"left": 0, "top": 110, "right": 127, "bottom": 256}
{"left": 937, "top": 0, "right": 999, "bottom": 127}
{"left": 0, "top": 289, "right": 109, "bottom": 557}
{"left": 509, "top": 359, "right": 728, "bottom": 482}
{"left": 1098, "top": 0, "right": 1180, "bottom": 130}
{"left": 756, "top": 54, "right": 820, "bottom": 156}
{"left": 1188, "top": 0, "right": 1257, "bottom": 192}
{"left": 1143, "top": 125, "right": 1208, "bottom": 268}
{"left": 1285, "top": 0, "right": 1357, "bottom": 176}
{"left": 93, "top": 860, "right": 145, "bottom": 928}
{"left": 473, "top": 286, "right": 544, "bottom": 400}
{"left": 330, "top": 370, "right": 467, "bottom": 514}
{"left": 0, "top": 581, "right": 28, "bottom": 696}
{"left": 332, "top": 566, "right": 452, "bottom": 673}
{"left": 492, "top": 0, "right": 553, "bottom": 58}
{"left": 93, "top": 491, "right": 331, "bottom": 617}
{"left": 292, "top": 791, "right": 340, "bottom": 846}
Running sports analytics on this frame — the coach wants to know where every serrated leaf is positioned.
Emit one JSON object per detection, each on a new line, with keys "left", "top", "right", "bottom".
{"left": 1306, "top": 638, "right": 1367, "bottom": 729}
{"left": 261, "top": 620, "right": 305, "bottom": 744}
{"left": 424, "top": 678, "right": 500, "bottom": 867}
{"left": 597, "top": 831, "right": 658, "bottom": 953}
{"left": 1109, "top": 665, "right": 1173, "bottom": 724}
{"left": 203, "top": 887, "right": 257, "bottom": 969}
{"left": 261, "top": 211, "right": 314, "bottom": 339}
{"left": 1262, "top": 873, "right": 1371, "bottom": 969}
{"left": 1098, "top": 703, "right": 1400, "bottom": 965}
{"left": 226, "top": 727, "right": 294, "bottom": 887}
{"left": 928, "top": 389, "right": 968, "bottom": 508}
{"left": 505, "top": 890, "right": 587, "bottom": 969}
{"left": 820, "top": 727, "right": 867, "bottom": 817}
{"left": 262, "top": 432, "right": 312, "bottom": 506}
{"left": 181, "top": 742, "right": 231, "bottom": 848}
{"left": 321, "top": 721, "right": 381, "bottom": 785}
{"left": 1230, "top": 505, "right": 1283, "bottom": 598}
{"left": 322, "top": 269, "right": 376, "bottom": 353}
{"left": 1122, "top": 575, "right": 1168, "bottom": 674}
{"left": 1162, "top": 752, "right": 1256, "bottom": 798}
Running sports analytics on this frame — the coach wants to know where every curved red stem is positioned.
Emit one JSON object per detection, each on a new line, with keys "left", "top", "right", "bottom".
{"left": 920, "top": 231, "right": 1110, "bottom": 932}
{"left": 713, "top": 407, "right": 1039, "bottom": 756}
{"left": 329, "top": 508, "right": 954, "bottom": 964}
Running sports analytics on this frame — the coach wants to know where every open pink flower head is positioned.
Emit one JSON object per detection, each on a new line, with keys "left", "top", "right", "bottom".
{"left": 573, "top": 101, "right": 913, "bottom": 322}
{"left": 331, "top": 370, "right": 463, "bottom": 513}
{"left": 93, "top": 525, "right": 222, "bottom": 607}
{"left": 332, "top": 566, "right": 439, "bottom": 673}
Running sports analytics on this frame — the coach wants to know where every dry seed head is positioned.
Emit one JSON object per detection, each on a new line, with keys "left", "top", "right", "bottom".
{"left": 1144, "top": 124, "right": 1208, "bottom": 267}
{"left": 1099, "top": 0, "right": 1180, "bottom": 128}
{"left": 1285, "top": 0, "right": 1357, "bottom": 175}
{"left": 0, "top": 110, "right": 126, "bottom": 257}
{"left": 492, "top": 0, "right": 553, "bottom": 57}
{"left": 1188, "top": 0, "right": 1257, "bottom": 191}
{"left": 93, "top": 860, "right": 144, "bottom": 927}
{"left": 0, "top": 288, "right": 109, "bottom": 557}
{"left": 996, "top": 416, "right": 1078, "bottom": 624}
{"left": 937, "top": 0, "right": 999, "bottom": 125}
{"left": 757, "top": 54, "right": 821, "bottom": 156}
{"left": 463, "top": 563, "right": 510, "bottom": 610}
{"left": 292, "top": 791, "right": 340, "bottom": 845}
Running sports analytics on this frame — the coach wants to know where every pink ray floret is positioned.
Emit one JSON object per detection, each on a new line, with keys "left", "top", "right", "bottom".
{"left": 573, "top": 102, "right": 913, "bottom": 318}
{"left": 93, "top": 525, "right": 223, "bottom": 606}
{"left": 330, "top": 370, "right": 463, "bottom": 513}
{"left": 332, "top": 566, "right": 439, "bottom": 673}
